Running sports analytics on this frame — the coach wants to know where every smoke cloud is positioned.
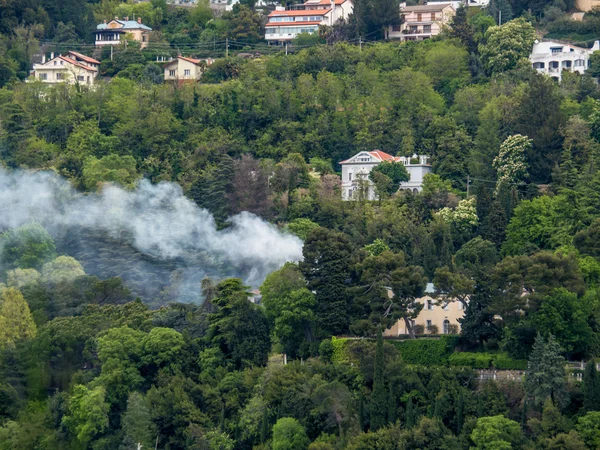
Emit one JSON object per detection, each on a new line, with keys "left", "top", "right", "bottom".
{"left": 0, "top": 168, "right": 303, "bottom": 303}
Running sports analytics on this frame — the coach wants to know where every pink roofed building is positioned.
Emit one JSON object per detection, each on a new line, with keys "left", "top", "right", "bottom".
{"left": 339, "top": 150, "right": 432, "bottom": 200}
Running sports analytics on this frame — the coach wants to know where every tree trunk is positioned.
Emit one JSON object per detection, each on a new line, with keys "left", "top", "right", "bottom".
{"left": 404, "top": 317, "right": 416, "bottom": 339}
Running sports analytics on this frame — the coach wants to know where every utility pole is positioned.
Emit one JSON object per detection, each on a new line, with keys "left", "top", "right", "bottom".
{"left": 359, "top": 36, "right": 362, "bottom": 52}
{"left": 499, "top": 10, "right": 502, "bottom": 26}
{"left": 285, "top": 41, "right": 288, "bottom": 55}
{"left": 110, "top": 45, "right": 113, "bottom": 61}
{"left": 225, "top": 38, "right": 229, "bottom": 58}
{"left": 466, "top": 175, "right": 471, "bottom": 198}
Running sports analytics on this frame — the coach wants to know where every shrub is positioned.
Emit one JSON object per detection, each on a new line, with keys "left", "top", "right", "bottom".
{"left": 491, "top": 353, "right": 527, "bottom": 370}
{"left": 427, "top": 324, "right": 439, "bottom": 335}
{"left": 319, "top": 339, "right": 334, "bottom": 363}
{"left": 447, "top": 352, "right": 527, "bottom": 370}
{"left": 414, "top": 324, "right": 425, "bottom": 335}
{"left": 330, "top": 337, "right": 350, "bottom": 363}
{"left": 391, "top": 338, "right": 452, "bottom": 365}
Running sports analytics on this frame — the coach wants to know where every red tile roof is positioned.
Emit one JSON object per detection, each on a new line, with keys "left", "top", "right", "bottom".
{"left": 268, "top": 8, "right": 330, "bottom": 16}
{"left": 58, "top": 56, "right": 97, "bottom": 72}
{"left": 369, "top": 150, "right": 396, "bottom": 161}
{"left": 67, "top": 51, "right": 100, "bottom": 65}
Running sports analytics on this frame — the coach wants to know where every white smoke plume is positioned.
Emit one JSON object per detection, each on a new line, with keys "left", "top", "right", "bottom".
{"left": 0, "top": 168, "right": 303, "bottom": 301}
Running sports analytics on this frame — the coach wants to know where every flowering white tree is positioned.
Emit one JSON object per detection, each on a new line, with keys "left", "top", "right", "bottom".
{"left": 493, "top": 134, "right": 530, "bottom": 193}
{"left": 436, "top": 197, "right": 478, "bottom": 233}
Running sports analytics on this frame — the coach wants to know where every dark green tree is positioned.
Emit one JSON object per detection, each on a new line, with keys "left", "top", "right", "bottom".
{"left": 300, "top": 228, "right": 353, "bottom": 336}
{"left": 456, "top": 390, "right": 464, "bottom": 435}
{"left": 370, "top": 327, "right": 386, "bottom": 431}
{"left": 583, "top": 359, "right": 600, "bottom": 412}
{"left": 525, "top": 334, "right": 569, "bottom": 409}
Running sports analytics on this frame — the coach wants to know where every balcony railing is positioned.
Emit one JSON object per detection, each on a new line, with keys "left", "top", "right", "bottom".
{"left": 403, "top": 28, "right": 432, "bottom": 35}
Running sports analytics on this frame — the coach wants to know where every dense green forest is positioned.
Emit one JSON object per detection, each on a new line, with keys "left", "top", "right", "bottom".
{"left": 4, "top": 0, "right": 600, "bottom": 448}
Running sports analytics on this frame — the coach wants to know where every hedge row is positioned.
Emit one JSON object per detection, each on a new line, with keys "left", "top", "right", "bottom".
{"left": 389, "top": 335, "right": 460, "bottom": 365}
{"left": 448, "top": 352, "right": 527, "bottom": 370}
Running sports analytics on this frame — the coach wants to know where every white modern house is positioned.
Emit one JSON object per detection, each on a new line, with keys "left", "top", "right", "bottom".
{"left": 265, "top": 0, "right": 353, "bottom": 44}
{"left": 530, "top": 39, "right": 600, "bottom": 81}
{"left": 339, "top": 150, "right": 432, "bottom": 200}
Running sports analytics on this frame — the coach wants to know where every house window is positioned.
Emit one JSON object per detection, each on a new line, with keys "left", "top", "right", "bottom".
{"left": 77, "top": 75, "right": 85, "bottom": 81}
{"left": 417, "top": 13, "right": 422, "bottom": 21}
{"left": 424, "top": 25, "right": 431, "bottom": 33}
{"left": 443, "top": 319, "right": 450, "bottom": 334}
{"left": 169, "top": 70, "right": 176, "bottom": 77}
{"left": 533, "top": 62, "right": 545, "bottom": 69}
{"left": 143, "top": 35, "right": 147, "bottom": 42}
{"left": 392, "top": 25, "right": 401, "bottom": 32}
{"left": 574, "top": 59, "right": 585, "bottom": 67}
{"left": 426, "top": 320, "right": 432, "bottom": 329}
{"left": 409, "top": 25, "right": 418, "bottom": 33}
{"left": 430, "top": 13, "right": 436, "bottom": 20}
{"left": 551, "top": 47, "right": 563, "bottom": 54}
{"left": 56, "top": 73, "right": 63, "bottom": 80}
{"left": 39, "top": 73, "right": 48, "bottom": 80}
{"left": 348, "top": 172, "right": 352, "bottom": 181}
{"left": 443, "top": 302, "right": 449, "bottom": 311}
{"left": 427, "top": 300, "right": 434, "bottom": 310}
{"left": 54, "top": 61, "right": 57, "bottom": 65}
{"left": 184, "top": 69, "right": 191, "bottom": 76}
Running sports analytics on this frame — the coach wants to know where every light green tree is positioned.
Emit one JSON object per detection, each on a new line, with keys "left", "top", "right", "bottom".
{"left": 576, "top": 411, "right": 600, "bottom": 450}
{"left": 0, "top": 288, "right": 36, "bottom": 348}
{"left": 0, "top": 222, "right": 56, "bottom": 271}
{"left": 479, "top": 17, "right": 536, "bottom": 75}
{"left": 6, "top": 268, "right": 41, "bottom": 289}
{"left": 471, "top": 415, "right": 523, "bottom": 449}
{"left": 41, "top": 256, "right": 85, "bottom": 285}
{"left": 121, "top": 392, "right": 155, "bottom": 450}
{"left": 62, "top": 385, "right": 110, "bottom": 445}
{"left": 82, "top": 154, "right": 140, "bottom": 191}
{"left": 272, "top": 417, "right": 310, "bottom": 450}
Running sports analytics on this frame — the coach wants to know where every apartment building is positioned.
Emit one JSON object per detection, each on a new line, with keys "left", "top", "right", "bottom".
{"left": 388, "top": 3, "right": 456, "bottom": 41}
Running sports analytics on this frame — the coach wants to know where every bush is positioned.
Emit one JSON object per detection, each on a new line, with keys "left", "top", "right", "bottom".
{"left": 330, "top": 337, "right": 350, "bottom": 363}
{"left": 448, "top": 352, "right": 527, "bottom": 370}
{"left": 391, "top": 337, "right": 453, "bottom": 365}
{"left": 427, "top": 324, "right": 439, "bottom": 335}
{"left": 319, "top": 339, "right": 334, "bottom": 363}
{"left": 414, "top": 324, "right": 425, "bottom": 335}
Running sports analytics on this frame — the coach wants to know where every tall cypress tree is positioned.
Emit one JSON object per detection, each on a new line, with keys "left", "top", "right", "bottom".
{"left": 583, "top": 359, "right": 600, "bottom": 412}
{"left": 405, "top": 398, "right": 415, "bottom": 429}
{"left": 370, "top": 327, "right": 386, "bottom": 431}
{"left": 358, "top": 393, "right": 366, "bottom": 432}
{"left": 456, "top": 391, "right": 464, "bottom": 434}
{"left": 521, "top": 397, "right": 528, "bottom": 430}
{"left": 387, "top": 384, "right": 397, "bottom": 424}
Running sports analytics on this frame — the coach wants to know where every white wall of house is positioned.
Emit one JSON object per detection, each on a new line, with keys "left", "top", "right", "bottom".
{"left": 530, "top": 40, "right": 599, "bottom": 81}
{"left": 164, "top": 58, "right": 203, "bottom": 81}
{"left": 388, "top": 4, "right": 455, "bottom": 41}
{"left": 340, "top": 152, "right": 432, "bottom": 200}
{"left": 31, "top": 58, "right": 96, "bottom": 85}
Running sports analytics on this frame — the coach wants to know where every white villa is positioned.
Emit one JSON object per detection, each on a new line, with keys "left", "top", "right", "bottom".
{"left": 339, "top": 150, "right": 432, "bottom": 200}
{"left": 31, "top": 51, "right": 100, "bottom": 85}
{"left": 530, "top": 39, "right": 600, "bottom": 81}
{"left": 265, "top": 0, "right": 353, "bottom": 44}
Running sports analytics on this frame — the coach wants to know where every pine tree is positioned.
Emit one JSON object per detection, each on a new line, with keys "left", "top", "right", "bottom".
{"left": 370, "top": 327, "right": 386, "bottom": 431}
{"left": 521, "top": 397, "right": 528, "bottom": 430}
{"left": 525, "top": 334, "right": 569, "bottom": 409}
{"left": 358, "top": 393, "right": 365, "bottom": 432}
{"left": 450, "top": 5, "right": 475, "bottom": 52}
{"left": 121, "top": 392, "right": 155, "bottom": 450}
{"left": 260, "top": 406, "right": 269, "bottom": 443}
{"left": 583, "top": 359, "right": 600, "bottom": 412}
{"left": 456, "top": 391, "right": 464, "bottom": 434}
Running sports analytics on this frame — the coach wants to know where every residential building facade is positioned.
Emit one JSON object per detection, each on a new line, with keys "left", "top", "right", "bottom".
{"left": 530, "top": 39, "right": 600, "bottom": 81}
{"left": 163, "top": 56, "right": 214, "bottom": 82}
{"left": 339, "top": 150, "right": 432, "bottom": 200}
{"left": 388, "top": 3, "right": 456, "bottom": 41}
{"left": 384, "top": 284, "right": 465, "bottom": 336}
{"left": 95, "top": 17, "right": 152, "bottom": 48}
{"left": 31, "top": 51, "right": 100, "bottom": 85}
{"left": 265, "top": 0, "right": 353, "bottom": 44}
{"left": 576, "top": 0, "right": 600, "bottom": 11}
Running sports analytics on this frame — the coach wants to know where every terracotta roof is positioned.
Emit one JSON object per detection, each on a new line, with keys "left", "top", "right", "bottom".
{"left": 180, "top": 56, "right": 201, "bottom": 64}
{"left": 67, "top": 51, "right": 100, "bottom": 65}
{"left": 58, "top": 56, "right": 97, "bottom": 72}
{"left": 402, "top": 3, "right": 453, "bottom": 12}
{"left": 265, "top": 20, "right": 324, "bottom": 26}
{"left": 369, "top": 150, "right": 396, "bottom": 161}
{"left": 268, "top": 8, "right": 330, "bottom": 16}
{"left": 339, "top": 150, "right": 396, "bottom": 164}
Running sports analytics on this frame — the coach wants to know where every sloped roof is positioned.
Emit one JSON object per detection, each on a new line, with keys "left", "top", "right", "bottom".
{"left": 339, "top": 150, "right": 396, "bottom": 164}
{"left": 269, "top": 8, "right": 330, "bottom": 16}
{"left": 402, "top": 3, "right": 453, "bottom": 12}
{"left": 266, "top": 20, "right": 323, "bottom": 26}
{"left": 97, "top": 19, "right": 152, "bottom": 31}
{"left": 67, "top": 51, "right": 100, "bottom": 65}
{"left": 58, "top": 56, "right": 98, "bottom": 72}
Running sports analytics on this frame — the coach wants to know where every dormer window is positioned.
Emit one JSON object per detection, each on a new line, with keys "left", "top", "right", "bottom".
{"left": 551, "top": 47, "right": 563, "bottom": 55}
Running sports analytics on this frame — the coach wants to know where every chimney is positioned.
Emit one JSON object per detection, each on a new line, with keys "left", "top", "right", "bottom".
{"left": 115, "top": 16, "right": 118, "bottom": 20}
{"left": 125, "top": 16, "right": 129, "bottom": 21}
{"left": 137, "top": 17, "right": 142, "bottom": 24}
{"left": 42, "top": 54, "right": 46, "bottom": 64}
{"left": 103, "top": 19, "right": 107, "bottom": 24}
{"left": 50, "top": 52, "right": 54, "bottom": 60}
